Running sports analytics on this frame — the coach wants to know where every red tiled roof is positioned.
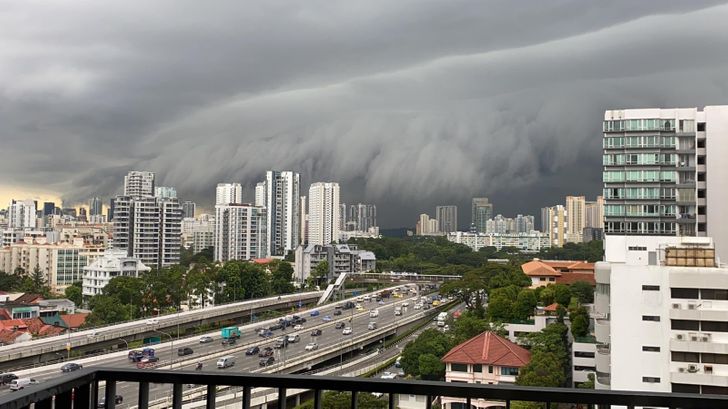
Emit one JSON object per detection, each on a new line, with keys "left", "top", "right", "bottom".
{"left": 521, "top": 260, "right": 561, "bottom": 277}
{"left": 14, "top": 293, "right": 44, "bottom": 304}
{"left": 22, "top": 318, "right": 45, "bottom": 334}
{"left": 0, "top": 329, "right": 24, "bottom": 345}
{"left": 61, "top": 313, "right": 89, "bottom": 329}
{"left": 252, "top": 258, "right": 275, "bottom": 264}
{"left": 543, "top": 303, "right": 560, "bottom": 312}
{"left": 442, "top": 331, "right": 531, "bottom": 367}
{"left": 555, "top": 272, "right": 596, "bottom": 286}
{"left": 0, "top": 319, "right": 29, "bottom": 331}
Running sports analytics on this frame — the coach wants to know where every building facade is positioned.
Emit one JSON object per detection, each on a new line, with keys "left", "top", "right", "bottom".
{"left": 566, "top": 195, "right": 586, "bottom": 243}
{"left": 263, "top": 170, "right": 300, "bottom": 256}
{"left": 89, "top": 197, "right": 102, "bottom": 216}
{"left": 415, "top": 214, "right": 440, "bottom": 236}
{"left": 447, "top": 231, "right": 550, "bottom": 253}
{"left": 471, "top": 197, "right": 493, "bottom": 234}
{"left": 182, "top": 200, "right": 196, "bottom": 218}
{"left": 154, "top": 186, "right": 177, "bottom": 199}
{"left": 294, "top": 244, "right": 375, "bottom": 283}
{"left": 123, "top": 170, "right": 155, "bottom": 197}
{"left": 213, "top": 204, "right": 267, "bottom": 262}
{"left": 8, "top": 200, "right": 36, "bottom": 229}
{"left": 543, "top": 205, "right": 567, "bottom": 247}
{"left": 436, "top": 205, "right": 458, "bottom": 234}
{"left": 82, "top": 249, "right": 151, "bottom": 297}
{"left": 307, "top": 182, "right": 340, "bottom": 246}
{"left": 215, "top": 183, "right": 243, "bottom": 206}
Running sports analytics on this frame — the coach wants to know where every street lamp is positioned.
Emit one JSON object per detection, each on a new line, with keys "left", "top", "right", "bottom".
{"left": 118, "top": 338, "right": 129, "bottom": 350}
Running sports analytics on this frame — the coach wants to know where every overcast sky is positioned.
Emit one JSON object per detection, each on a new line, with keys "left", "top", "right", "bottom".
{"left": 3, "top": 0, "right": 728, "bottom": 228}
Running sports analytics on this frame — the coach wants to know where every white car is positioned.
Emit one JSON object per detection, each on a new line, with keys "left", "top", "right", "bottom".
{"left": 145, "top": 318, "right": 159, "bottom": 325}
{"left": 293, "top": 324, "right": 303, "bottom": 330}
{"left": 380, "top": 372, "right": 397, "bottom": 380}
{"left": 402, "top": 302, "right": 409, "bottom": 307}
{"left": 414, "top": 304, "right": 422, "bottom": 310}
{"left": 305, "top": 342, "right": 319, "bottom": 351}
{"left": 342, "top": 327, "right": 353, "bottom": 335}
{"left": 363, "top": 295, "right": 371, "bottom": 301}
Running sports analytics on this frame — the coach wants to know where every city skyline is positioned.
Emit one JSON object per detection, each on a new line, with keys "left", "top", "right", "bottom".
{"left": 4, "top": 2, "right": 728, "bottom": 226}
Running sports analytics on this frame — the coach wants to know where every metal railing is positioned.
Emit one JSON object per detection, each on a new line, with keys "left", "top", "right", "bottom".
{"left": 2, "top": 368, "right": 728, "bottom": 409}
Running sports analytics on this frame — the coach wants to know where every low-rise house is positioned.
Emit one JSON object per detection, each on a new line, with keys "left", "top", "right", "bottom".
{"left": 441, "top": 331, "right": 531, "bottom": 409}
{"left": 521, "top": 259, "right": 595, "bottom": 288}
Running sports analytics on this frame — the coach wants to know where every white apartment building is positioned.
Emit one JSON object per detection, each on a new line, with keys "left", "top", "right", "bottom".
{"left": 447, "top": 231, "right": 550, "bottom": 252}
{"left": 586, "top": 196, "right": 605, "bottom": 229}
{"left": 182, "top": 215, "right": 214, "bottom": 252}
{"left": 112, "top": 195, "right": 182, "bottom": 269}
{"left": 441, "top": 332, "right": 530, "bottom": 409}
{"left": 213, "top": 204, "right": 267, "bottom": 262}
{"left": 216, "top": 183, "right": 243, "bottom": 206}
{"left": 542, "top": 205, "right": 567, "bottom": 247}
{"left": 262, "top": 171, "right": 300, "bottom": 256}
{"left": 82, "top": 249, "right": 151, "bottom": 297}
{"left": 416, "top": 214, "right": 440, "bottom": 236}
{"left": 123, "top": 170, "right": 155, "bottom": 197}
{"left": 594, "top": 235, "right": 728, "bottom": 395}
{"left": 566, "top": 195, "right": 586, "bottom": 243}
{"left": 603, "top": 107, "right": 728, "bottom": 262}
{"left": 0, "top": 238, "right": 104, "bottom": 292}
{"left": 255, "top": 182, "right": 266, "bottom": 207}
{"left": 155, "top": 186, "right": 177, "bottom": 199}
{"left": 7, "top": 199, "right": 37, "bottom": 229}
{"left": 436, "top": 205, "right": 458, "bottom": 234}
{"left": 307, "top": 182, "right": 340, "bottom": 246}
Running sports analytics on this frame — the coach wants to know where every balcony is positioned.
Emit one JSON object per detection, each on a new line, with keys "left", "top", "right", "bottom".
{"left": 1, "top": 368, "right": 726, "bottom": 409}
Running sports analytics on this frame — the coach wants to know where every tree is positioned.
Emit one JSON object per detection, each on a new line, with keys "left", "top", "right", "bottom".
{"left": 418, "top": 353, "right": 446, "bottom": 381}
{"left": 570, "top": 306, "right": 590, "bottom": 338}
{"left": 186, "top": 264, "right": 217, "bottom": 309}
{"left": 451, "top": 311, "right": 507, "bottom": 344}
{"left": 64, "top": 282, "right": 83, "bottom": 306}
{"left": 294, "top": 391, "right": 386, "bottom": 409}
{"left": 30, "top": 265, "right": 47, "bottom": 292}
{"left": 514, "top": 289, "right": 537, "bottom": 321}
{"left": 570, "top": 281, "right": 594, "bottom": 304}
{"left": 518, "top": 323, "right": 570, "bottom": 387}
{"left": 486, "top": 285, "right": 520, "bottom": 322}
{"left": 440, "top": 269, "right": 487, "bottom": 316}
{"left": 516, "top": 351, "right": 567, "bottom": 387}
{"left": 271, "top": 262, "right": 295, "bottom": 294}
{"left": 401, "top": 328, "right": 452, "bottom": 380}
{"left": 0, "top": 271, "right": 18, "bottom": 291}
{"left": 309, "top": 261, "right": 329, "bottom": 288}
{"left": 85, "top": 295, "right": 131, "bottom": 326}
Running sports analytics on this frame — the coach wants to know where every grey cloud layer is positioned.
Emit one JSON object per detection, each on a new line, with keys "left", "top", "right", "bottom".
{"left": 1, "top": 0, "right": 728, "bottom": 227}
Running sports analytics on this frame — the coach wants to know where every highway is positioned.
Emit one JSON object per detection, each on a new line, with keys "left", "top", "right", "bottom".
{"left": 4, "top": 286, "right": 439, "bottom": 407}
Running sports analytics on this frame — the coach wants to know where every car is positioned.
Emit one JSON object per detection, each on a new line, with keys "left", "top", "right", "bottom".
{"left": 61, "top": 363, "right": 83, "bottom": 373}
{"left": 258, "top": 347, "right": 274, "bottom": 357}
{"left": 287, "top": 334, "right": 300, "bottom": 343}
{"left": 0, "top": 373, "right": 18, "bottom": 385}
{"left": 380, "top": 372, "right": 397, "bottom": 380}
{"left": 199, "top": 336, "right": 213, "bottom": 343}
{"left": 274, "top": 337, "right": 289, "bottom": 349}
{"left": 293, "top": 324, "right": 304, "bottom": 330}
{"left": 258, "top": 328, "right": 274, "bottom": 338}
{"left": 335, "top": 322, "right": 346, "bottom": 329}
{"left": 305, "top": 342, "right": 319, "bottom": 351}
{"left": 342, "top": 327, "right": 352, "bottom": 335}
{"left": 222, "top": 337, "right": 237, "bottom": 346}
{"left": 322, "top": 315, "right": 332, "bottom": 322}
{"left": 356, "top": 306, "right": 365, "bottom": 312}
{"left": 310, "top": 310, "right": 320, "bottom": 317}
{"left": 9, "top": 378, "right": 39, "bottom": 391}
{"left": 414, "top": 304, "right": 422, "bottom": 310}
{"left": 402, "top": 302, "right": 409, "bottom": 307}
{"left": 145, "top": 318, "right": 159, "bottom": 325}
{"left": 368, "top": 322, "right": 377, "bottom": 330}
{"left": 259, "top": 356, "right": 275, "bottom": 366}
{"left": 98, "top": 395, "right": 123, "bottom": 408}
{"left": 378, "top": 300, "right": 385, "bottom": 305}
{"left": 443, "top": 325, "right": 450, "bottom": 332}
{"left": 394, "top": 357, "right": 402, "bottom": 368}
{"left": 140, "top": 356, "right": 159, "bottom": 363}
{"left": 363, "top": 295, "right": 371, "bottom": 301}
{"left": 423, "top": 304, "right": 430, "bottom": 310}
{"left": 269, "top": 323, "right": 283, "bottom": 331}
{"left": 333, "top": 310, "right": 342, "bottom": 316}
{"left": 245, "top": 346, "right": 260, "bottom": 356}
{"left": 310, "top": 329, "right": 322, "bottom": 336}
{"left": 177, "top": 347, "right": 194, "bottom": 356}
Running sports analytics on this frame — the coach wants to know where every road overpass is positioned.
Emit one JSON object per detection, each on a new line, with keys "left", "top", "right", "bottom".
{"left": 0, "top": 291, "right": 323, "bottom": 370}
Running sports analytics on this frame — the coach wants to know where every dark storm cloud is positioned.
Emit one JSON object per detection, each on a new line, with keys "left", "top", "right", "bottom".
{"left": 2, "top": 0, "right": 728, "bottom": 227}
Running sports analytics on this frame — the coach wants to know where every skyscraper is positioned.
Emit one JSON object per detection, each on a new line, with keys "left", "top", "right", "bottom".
{"left": 215, "top": 183, "right": 243, "bottom": 206}
{"left": 416, "top": 214, "right": 439, "bottom": 236}
{"left": 300, "top": 196, "right": 308, "bottom": 245}
{"left": 155, "top": 186, "right": 177, "bottom": 199}
{"left": 471, "top": 198, "right": 493, "bottom": 233}
{"left": 89, "top": 197, "right": 102, "bottom": 216}
{"left": 124, "top": 171, "right": 155, "bottom": 197}
{"left": 349, "top": 203, "right": 377, "bottom": 231}
{"left": 78, "top": 207, "right": 88, "bottom": 222}
{"left": 585, "top": 196, "right": 604, "bottom": 229}
{"left": 255, "top": 182, "right": 266, "bottom": 207}
{"left": 43, "top": 202, "right": 56, "bottom": 218}
{"left": 436, "top": 205, "right": 458, "bottom": 234}
{"left": 108, "top": 198, "right": 116, "bottom": 222}
{"left": 543, "top": 205, "right": 567, "bottom": 247}
{"left": 263, "top": 171, "right": 300, "bottom": 256}
{"left": 603, "top": 106, "right": 728, "bottom": 261}
{"left": 308, "top": 182, "right": 340, "bottom": 246}
{"left": 182, "top": 200, "right": 196, "bottom": 218}
{"left": 565, "top": 195, "right": 586, "bottom": 243}
{"left": 8, "top": 199, "right": 36, "bottom": 229}
{"left": 213, "top": 204, "right": 267, "bottom": 262}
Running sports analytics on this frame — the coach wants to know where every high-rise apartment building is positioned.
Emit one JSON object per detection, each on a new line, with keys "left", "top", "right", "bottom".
{"left": 78, "top": 207, "right": 88, "bottom": 222}
{"left": 566, "top": 195, "right": 586, "bottom": 243}
{"left": 471, "top": 197, "right": 493, "bottom": 233}
{"left": 155, "top": 186, "right": 177, "bottom": 199}
{"left": 300, "top": 196, "right": 308, "bottom": 245}
{"left": 307, "top": 182, "right": 340, "bottom": 246}
{"left": 108, "top": 198, "right": 116, "bottom": 222}
{"left": 215, "top": 183, "right": 242, "bottom": 206}
{"left": 89, "top": 197, "right": 102, "bottom": 216}
{"left": 542, "top": 205, "right": 567, "bottom": 247}
{"left": 586, "top": 196, "right": 605, "bottom": 229}
{"left": 348, "top": 203, "right": 377, "bottom": 232}
{"left": 182, "top": 200, "right": 196, "bottom": 218}
{"left": 416, "top": 214, "right": 440, "bottom": 236}
{"left": 262, "top": 171, "right": 300, "bottom": 256}
{"left": 603, "top": 107, "right": 728, "bottom": 261}
{"left": 255, "top": 182, "right": 266, "bottom": 207}
{"left": 213, "top": 204, "right": 267, "bottom": 262}
{"left": 124, "top": 170, "right": 155, "bottom": 197}
{"left": 8, "top": 199, "right": 37, "bottom": 229}
{"left": 436, "top": 205, "right": 458, "bottom": 234}
{"left": 113, "top": 195, "right": 182, "bottom": 269}
{"left": 42, "top": 202, "right": 56, "bottom": 218}
{"left": 594, "top": 235, "right": 728, "bottom": 395}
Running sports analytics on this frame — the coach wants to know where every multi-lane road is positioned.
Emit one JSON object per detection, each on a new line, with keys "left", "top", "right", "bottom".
{"left": 4, "top": 287, "right": 440, "bottom": 407}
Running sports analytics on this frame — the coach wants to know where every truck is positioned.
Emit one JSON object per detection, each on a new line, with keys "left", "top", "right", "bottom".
{"left": 221, "top": 326, "right": 241, "bottom": 340}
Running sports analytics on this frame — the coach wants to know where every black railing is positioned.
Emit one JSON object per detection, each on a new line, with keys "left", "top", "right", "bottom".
{"left": 1, "top": 368, "right": 727, "bottom": 409}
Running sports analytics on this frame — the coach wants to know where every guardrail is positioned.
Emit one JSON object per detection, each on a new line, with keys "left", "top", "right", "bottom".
{"left": 2, "top": 367, "right": 726, "bottom": 409}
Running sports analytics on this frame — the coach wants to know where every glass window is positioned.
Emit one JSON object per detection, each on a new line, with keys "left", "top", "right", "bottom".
{"left": 500, "top": 367, "right": 519, "bottom": 376}
{"left": 575, "top": 351, "right": 595, "bottom": 358}
{"left": 642, "top": 315, "right": 660, "bottom": 322}
{"left": 671, "top": 288, "right": 699, "bottom": 299}
{"left": 642, "top": 377, "right": 661, "bottom": 383}
{"left": 671, "top": 320, "right": 699, "bottom": 330}
{"left": 672, "top": 352, "right": 699, "bottom": 362}
{"left": 702, "top": 353, "right": 728, "bottom": 364}
{"left": 642, "top": 346, "right": 660, "bottom": 352}
{"left": 473, "top": 364, "right": 482, "bottom": 373}
{"left": 451, "top": 363, "right": 468, "bottom": 372}
{"left": 701, "top": 289, "right": 728, "bottom": 300}
{"left": 702, "top": 321, "right": 728, "bottom": 332}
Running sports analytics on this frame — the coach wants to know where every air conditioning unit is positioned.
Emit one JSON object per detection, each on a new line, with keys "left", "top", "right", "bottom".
{"left": 678, "top": 367, "right": 686, "bottom": 373}
{"left": 672, "top": 303, "right": 681, "bottom": 309}
{"left": 676, "top": 333, "right": 685, "bottom": 340}
{"left": 687, "top": 303, "right": 697, "bottom": 310}
{"left": 688, "top": 364, "right": 699, "bottom": 373}
{"left": 691, "top": 335, "right": 699, "bottom": 342}
{"left": 702, "top": 334, "right": 711, "bottom": 342}
{"left": 705, "top": 365, "right": 713, "bottom": 374}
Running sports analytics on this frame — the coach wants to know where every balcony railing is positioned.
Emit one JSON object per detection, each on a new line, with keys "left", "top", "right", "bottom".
{"left": 1, "top": 368, "right": 727, "bottom": 409}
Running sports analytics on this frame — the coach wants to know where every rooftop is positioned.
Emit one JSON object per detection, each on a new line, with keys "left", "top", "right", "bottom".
{"left": 442, "top": 331, "right": 531, "bottom": 367}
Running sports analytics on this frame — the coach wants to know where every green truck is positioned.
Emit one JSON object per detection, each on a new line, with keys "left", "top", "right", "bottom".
{"left": 221, "top": 326, "right": 241, "bottom": 340}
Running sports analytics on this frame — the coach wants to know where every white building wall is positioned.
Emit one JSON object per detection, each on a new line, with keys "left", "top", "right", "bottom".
{"left": 704, "top": 106, "right": 728, "bottom": 264}
{"left": 216, "top": 183, "right": 243, "bottom": 206}
{"left": 308, "top": 182, "right": 340, "bottom": 246}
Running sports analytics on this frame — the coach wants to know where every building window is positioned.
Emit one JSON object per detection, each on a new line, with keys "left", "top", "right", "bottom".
{"left": 642, "top": 346, "right": 660, "bottom": 352}
{"left": 642, "top": 377, "right": 661, "bottom": 383}
{"left": 450, "top": 363, "right": 468, "bottom": 372}
{"left": 701, "top": 353, "right": 728, "bottom": 364}
{"left": 501, "top": 367, "right": 519, "bottom": 376}
{"left": 488, "top": 365, "right": 493, "bottom": 374}
{"left": 574, "top": 351, "right": 596, "bottom": 358}
{"left": 642, "top": 316, "right": 660, "bottom": 322}
{"left": 629, "top": 246, "right": 647, "bottom": 251}
{"left": 473, "top": 364, "right": 482, "bottom": 373}
{"left": 642, "top": 285, "right": 660, "bottom": 291}
{"left": 672, "top": 383, "right": 700, "bottom": 393}
{"left": 671, "top": 351, "right": 699, "bottom": 363}
{"left": 701, "top": 289, "right": 728, "bottom": 300}
{"left": 671, "top": 288, "right": 699, "bottom": 299}
{"left": 671, "top": 319, "right": 699, "bottom": 330}
{"left": 701, "top": 321, "right": 728, "bottom": 332}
